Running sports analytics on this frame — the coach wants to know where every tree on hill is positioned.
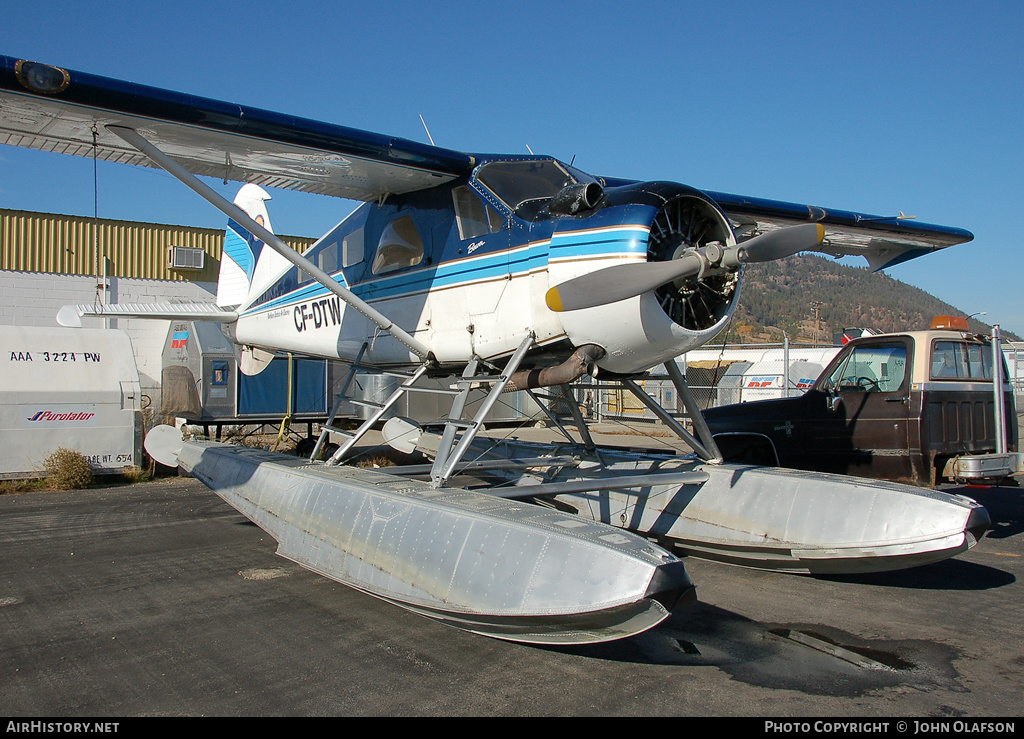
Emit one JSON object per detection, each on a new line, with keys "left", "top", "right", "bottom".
{"left": 717, "top": 255, "right": 1018, "bottom": 344}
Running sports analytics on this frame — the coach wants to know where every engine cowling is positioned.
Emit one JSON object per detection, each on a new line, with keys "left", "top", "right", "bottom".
{"left": 644, "top": 191, "right": 739, "bottom": 332}
{"left": 549, "top": 184, "right": 741, "bottom": 375}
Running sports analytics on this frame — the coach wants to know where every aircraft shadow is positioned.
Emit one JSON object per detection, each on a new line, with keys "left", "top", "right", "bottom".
{"left": 816, "top": 555, "right": 1014, "bottom": 590}
{"left": 546, "top": 600, "right": 770, "bottom": 665}
{"left": 542, "top": 601, "right": 965, "bottom": 697}
{"left": 956, "top": 485, "right": 1024, "bottom": 539}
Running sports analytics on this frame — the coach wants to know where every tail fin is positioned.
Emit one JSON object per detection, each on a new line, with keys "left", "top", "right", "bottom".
{"left": 216, "top": 184, "right": 274, "bottom": 307}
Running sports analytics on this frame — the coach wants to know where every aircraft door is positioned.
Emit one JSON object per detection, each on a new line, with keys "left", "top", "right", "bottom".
{"left": 452, "top": 185, "right": 509, "bottom": 274}
{"left": 804, "top": 339, "right": 914, "bottom": 480}
{"left": 450, "top": 186, "right": 516, "bottom": 355}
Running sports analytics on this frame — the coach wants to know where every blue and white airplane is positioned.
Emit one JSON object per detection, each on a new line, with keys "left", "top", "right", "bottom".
{"left": 0, "top": 55, "right": 971, "bottom": 383}
{"left": 0, "top": 56, "right": 989, "bottom": 643}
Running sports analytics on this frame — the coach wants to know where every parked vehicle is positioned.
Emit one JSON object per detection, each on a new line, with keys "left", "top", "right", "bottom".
{"left": 701, "top": 317, "right": 1022, "bottom": 486}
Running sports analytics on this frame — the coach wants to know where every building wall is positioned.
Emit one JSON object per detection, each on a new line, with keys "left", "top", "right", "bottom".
{"left": 1, "top": 208, "right": 316, "bottom": 421}
{"left": 0, "top": 270, "right": 216, "bottom": 416}
{"left": 1, "top": 208, "right": 225, "bottom": 282}
{"left": 1, "top": 208, "right": 313, "bottom": 280}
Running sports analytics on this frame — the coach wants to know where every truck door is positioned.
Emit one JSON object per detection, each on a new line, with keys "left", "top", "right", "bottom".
{"left": 804, "top": 338, "right": 915, "bottom": 481}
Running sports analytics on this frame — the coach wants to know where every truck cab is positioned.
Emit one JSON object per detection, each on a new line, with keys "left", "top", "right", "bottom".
{"left": 701, "top": 317, "right": 1020, "bottom": 486}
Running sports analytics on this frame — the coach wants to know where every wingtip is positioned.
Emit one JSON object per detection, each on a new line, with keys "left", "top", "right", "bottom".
{"left": 55, "top": 305, "right": 83, "bottom": 327}
{"left": 144, "top": 424, "right": 184, "bottom": 467}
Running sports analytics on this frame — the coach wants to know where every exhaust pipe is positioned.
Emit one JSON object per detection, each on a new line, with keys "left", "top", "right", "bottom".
{"left": 549, "top": 182, "right": 604, "bottom": 215}
{"left": 505, "top": 344, "right": 604, "bottom": 392}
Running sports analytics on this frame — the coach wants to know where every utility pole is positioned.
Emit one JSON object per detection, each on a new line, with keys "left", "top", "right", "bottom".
{"left": 810, "top": 301, "right": 823, "bottom": 347}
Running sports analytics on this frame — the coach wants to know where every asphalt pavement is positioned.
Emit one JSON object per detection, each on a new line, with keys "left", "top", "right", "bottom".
{"left": 1, "top": 448, "right": 1022, "bottom": 717}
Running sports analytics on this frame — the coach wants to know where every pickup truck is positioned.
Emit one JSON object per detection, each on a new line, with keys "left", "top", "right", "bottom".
{"left": 701, "top": 317, "right": 1022, "bottom": 487}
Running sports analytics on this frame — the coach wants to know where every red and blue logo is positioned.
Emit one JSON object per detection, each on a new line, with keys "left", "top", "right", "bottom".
{"left": 27, "top": 410, "right": 95, "bottom": 422}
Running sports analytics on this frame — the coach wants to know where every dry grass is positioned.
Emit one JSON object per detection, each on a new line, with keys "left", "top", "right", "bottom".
{"left": 355, "top": 454, "right": 397, "bottom": 468}
{"left": 0, "top": 478, "right": 49, "bottom": 495}
{"left": 43, "top": 447, "right": 94, "bottom": 490}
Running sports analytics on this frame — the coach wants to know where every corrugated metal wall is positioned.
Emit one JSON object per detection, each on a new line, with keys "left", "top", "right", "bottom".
{"left": 1, "top": 209, "right": 315, "bottom": 282}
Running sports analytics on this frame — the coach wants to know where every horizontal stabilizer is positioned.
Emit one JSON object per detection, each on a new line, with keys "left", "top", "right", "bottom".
{"left": 57, "top": 302, "right": 237, "bottom": 327}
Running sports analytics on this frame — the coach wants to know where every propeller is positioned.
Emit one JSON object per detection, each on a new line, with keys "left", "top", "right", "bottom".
{"left": 546, "top": 223, "right": 824, "bottom": 312}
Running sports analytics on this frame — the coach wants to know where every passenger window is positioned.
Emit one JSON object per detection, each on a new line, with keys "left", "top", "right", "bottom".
{"left": 318, "top": 242, "right": 339, "bottom": 275}
{"left": 343, "top": 228, "right": 364, "bottom": 267}
{"left": 371, "top": 215, "right": 424, "bottom": 275}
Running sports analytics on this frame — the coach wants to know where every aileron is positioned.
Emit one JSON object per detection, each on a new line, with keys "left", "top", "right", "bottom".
{"left": 709, "top": 189, "right": 973, "bottom": 270}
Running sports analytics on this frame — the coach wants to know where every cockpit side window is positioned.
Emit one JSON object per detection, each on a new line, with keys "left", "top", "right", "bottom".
{"left": 487, "top": 203, "right": 505, "bottom": 233}
{"left": 453, "top": 186, "right": 505, "bottom": 240}
{"left": 371, "top": 215, "right": 424, "bottom": 275}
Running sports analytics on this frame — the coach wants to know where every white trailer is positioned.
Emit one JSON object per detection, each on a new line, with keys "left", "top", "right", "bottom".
{"left": 1, "top": 326, "right": 142, "bottom": 479}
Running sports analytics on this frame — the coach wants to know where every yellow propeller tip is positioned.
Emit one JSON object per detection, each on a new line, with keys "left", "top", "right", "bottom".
{"left": 545, "top": 287, "right": 564, "bottom": 312}
{"left": 816, "top": 224, "right": 825, "bottom": 243}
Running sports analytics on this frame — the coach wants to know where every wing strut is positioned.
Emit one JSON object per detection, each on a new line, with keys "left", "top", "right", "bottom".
{"left": 105, "top": 125, "right": 430, "bottom": 360}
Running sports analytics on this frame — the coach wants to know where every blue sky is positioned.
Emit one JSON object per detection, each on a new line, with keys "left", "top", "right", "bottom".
{"left": 3, "top": 0, "right": 1023, "bottom": 333}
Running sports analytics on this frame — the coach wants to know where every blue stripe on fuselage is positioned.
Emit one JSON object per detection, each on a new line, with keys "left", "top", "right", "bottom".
{"left": 549, "top": 224, "right": 650, "bottom": 259}
{"left": 239, "top": 225, "right": 650, "bottom": 317}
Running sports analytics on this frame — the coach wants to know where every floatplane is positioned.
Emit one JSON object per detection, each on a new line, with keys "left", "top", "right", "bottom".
{"left": 0, "top": 56, "right": 989, "bottom": 644}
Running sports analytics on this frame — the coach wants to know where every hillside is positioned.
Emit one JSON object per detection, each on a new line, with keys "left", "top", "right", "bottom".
{"left": 720, "top": 254, "right": 1019, "bottom": 344}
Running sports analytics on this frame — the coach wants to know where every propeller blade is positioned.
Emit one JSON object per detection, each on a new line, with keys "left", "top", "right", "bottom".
{"left": 734, "top": 223, "right": 825, "bottom": 264}
{"left": 545, "top": 223, "right": 825, "bottom": 313}
{"left": 545, "top": 255, "right": 703, "bottom": 312}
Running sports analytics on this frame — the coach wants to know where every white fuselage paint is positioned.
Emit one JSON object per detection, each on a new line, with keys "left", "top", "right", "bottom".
{"left": 232, "top": 223, "right": 741, "bottom": 374}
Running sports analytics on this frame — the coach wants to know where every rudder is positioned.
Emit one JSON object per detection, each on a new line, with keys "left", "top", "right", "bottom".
{"left": 216, "top": 184, "right": 273, "bottom": 307}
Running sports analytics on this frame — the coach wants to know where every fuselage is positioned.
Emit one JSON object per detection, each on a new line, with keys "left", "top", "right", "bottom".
{"left": 230, "top": 156, "right": 741, "bottom": 375}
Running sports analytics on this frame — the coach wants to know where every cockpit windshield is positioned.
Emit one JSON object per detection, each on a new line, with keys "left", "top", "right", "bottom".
{"left": 474, "top": 159, "right": 577, "bottom": 212}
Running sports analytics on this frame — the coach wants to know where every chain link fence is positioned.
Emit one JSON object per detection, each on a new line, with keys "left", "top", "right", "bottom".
{"left": 584, "top": 342, "right": 841, "bottom": 423}
{"left": 581, "top": 341, "right": 1024, "bottom": 425}
{"left": 1005, "top": 343, "right": 1024, "bottom": 435}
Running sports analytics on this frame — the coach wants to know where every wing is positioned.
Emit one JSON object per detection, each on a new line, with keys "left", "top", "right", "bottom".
{"left": 1, "top": 55, "right": 971, "bottom": 272}
{"left": 705, "top": 190, "right": 973, "bottom": 271}
{"left": 0, "top": 55, "right": 474, "bottom": 201}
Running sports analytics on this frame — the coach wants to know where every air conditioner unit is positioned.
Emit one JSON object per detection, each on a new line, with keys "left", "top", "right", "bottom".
{"left": 167, "top": 246, "right": 205, "bottom": 270}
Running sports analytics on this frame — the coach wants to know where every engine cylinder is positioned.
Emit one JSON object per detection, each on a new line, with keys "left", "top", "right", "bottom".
{"left": 646, "top": 194, "right": 738, "bottom": 331}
